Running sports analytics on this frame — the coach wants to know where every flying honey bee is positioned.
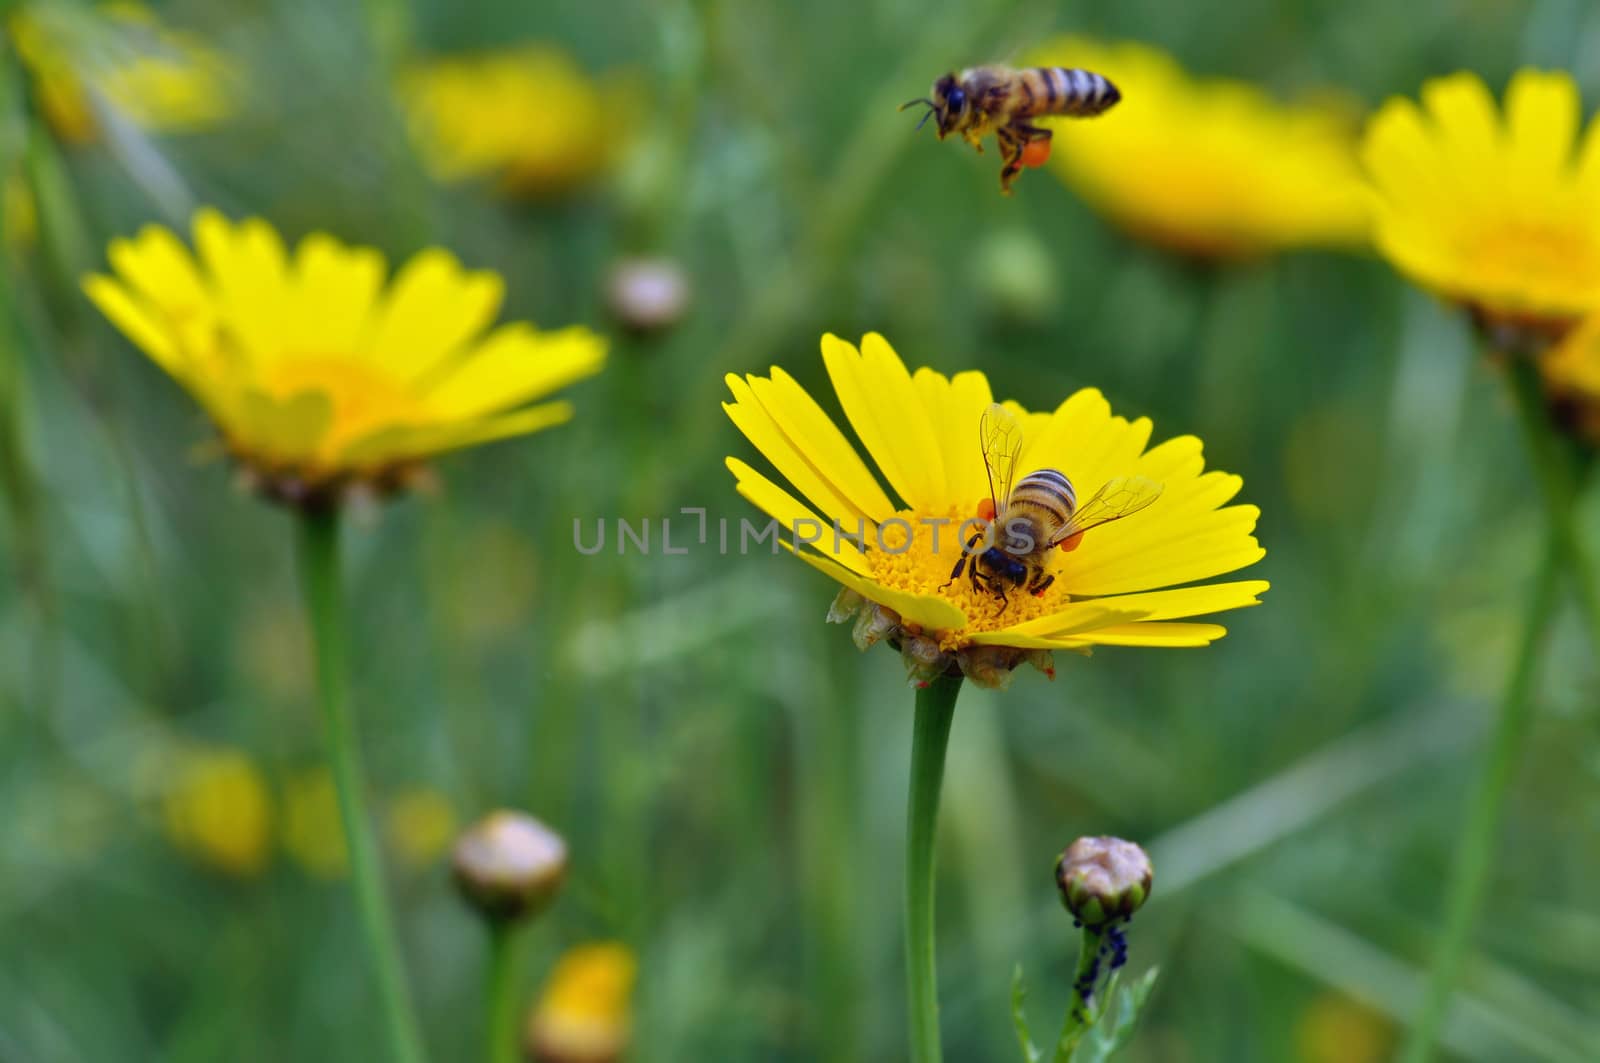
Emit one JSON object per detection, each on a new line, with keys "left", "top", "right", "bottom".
{"left": 901, "top": 65, "right": 1121, "bottom": 194}
{"left": 948, "top": 404, "right": 1163, "bottom": 608}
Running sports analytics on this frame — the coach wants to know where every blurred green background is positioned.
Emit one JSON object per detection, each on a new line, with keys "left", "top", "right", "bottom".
{"left": 3, "top": 0, "right": 1600, "bottom": 1060}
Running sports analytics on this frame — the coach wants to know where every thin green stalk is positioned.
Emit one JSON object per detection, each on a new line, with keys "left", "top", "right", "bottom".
{"left": 296, "top": 509, "right": 429, "bottom": 1063}
{"left": 1398, "top": 520, "right": 1562, "bottom": 1061}
{"left": 1053, "top": 927, "right": 1105, "bottom": 1062}
{"left": 1505, "top": 357, "right": 1600, "bottom": 660}
{"left": 904, "top": 672, "right": 962, "bottom": 1063}
{"left": 485, "top": 924, "right": 519, "bottom": 1063}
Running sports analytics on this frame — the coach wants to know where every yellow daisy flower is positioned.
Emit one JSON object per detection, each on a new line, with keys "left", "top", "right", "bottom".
{"left": 83, "top": 209, "right": 607, "bottom": 505}
{"left": 159, "top": 745, "right": 274, "bottom": 878}
{"left": 400, "top": 45, "right": 634, "bottom": 198}
{"left": 1029, "top": 37, "right": 1369, "bottom": 259}
{"left": 9, "top": 2, "right": 234, "bottom": 145}
{"left": 526, "top": 943, "right": 638, "bottom": 1063}
{"left": 1362, "top": 69, "right": 1600, "bottom": 343}
{"left": 723, "top": 333, "right": 1268, "bottom": 688}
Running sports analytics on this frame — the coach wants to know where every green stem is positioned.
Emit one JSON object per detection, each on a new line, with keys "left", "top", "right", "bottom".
{"left": 1399, "top": 364, "right": 1567, "bottom": 1060}
{"left": 904, "top": 673, "right": 962, "bottom": 1063}
{"left": 1505, "top": 357, "right": 1600, "bottom": 658}
{"left": 1053, "top": 927, "right": 1105, "bottom": 1062}
{"left": 296, "top": 508, "right": 429, "bottom": 1063}
{"left": 485, "top": 924, "right": 519, "bottom": 1063}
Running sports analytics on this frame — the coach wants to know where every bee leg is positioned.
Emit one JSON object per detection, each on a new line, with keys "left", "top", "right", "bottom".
{"left": 996, "top": 126, "right": 1024, "bottom": 195}
{"left": 1030, "top": 573, "right": 1055, "bottom": 598}
{"left": 942, "top": 531, "right": 986, "bottom": 588}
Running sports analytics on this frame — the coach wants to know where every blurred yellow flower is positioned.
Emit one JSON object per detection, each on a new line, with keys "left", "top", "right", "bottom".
{"left": 281, "top": 766, "right": 348, "bottom": 879}
{"left": 160, "top": 745, "right": 274, "bottom": 877}
{"left": 1295, "top": 992, "right": 1393, "bottom": 1063}
{"left": 385, "top": 787, "right": 457, "bottom": 869}
{"left": 83, "top": 209, "right": 607, "bottom": 505}
{"left": 401, "top": 45, "right": 634, "bottom": 197}
{"left": 526, "top": 943, "right": 638, "bottom": 1063}
{"left": 1537, "top": 313, "right": 1600, "bottom": 441}
{"left": 1363, "top": 69, "right": 1600, "bottom": 338}
{"left": 724, "top": 333, "right": 1267, "bottom": 687}
{"left": 1029, "top": 38, "right": 1369, "bottom": 258}
{"left": 9, "top": 2, "right": 234, "bottom": 145}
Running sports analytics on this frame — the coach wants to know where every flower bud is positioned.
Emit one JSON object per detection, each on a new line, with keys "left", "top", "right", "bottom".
{"left": 452, "top": 810, "right": 568, "bottom": 924}
{"left": 606, "top": 257, "right": 690, "bottom": 335}
{"left": 1055, "top": 836, "right": 1152, "bottom": 928}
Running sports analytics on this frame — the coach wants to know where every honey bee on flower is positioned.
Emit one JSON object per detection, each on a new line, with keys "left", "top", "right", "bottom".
{"left": 949, "top": 403, "right": 1163, "bottom": 608}
{"left": 723, "top": 333, "right": 1267, "bottom": 689}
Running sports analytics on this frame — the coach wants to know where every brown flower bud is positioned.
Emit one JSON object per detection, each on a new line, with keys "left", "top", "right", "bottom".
{"left": 1055, "top": 836, "right": 1152, "bottom": 928}
{"left": 452, "top": 810, "right": 568, "bottom": 923}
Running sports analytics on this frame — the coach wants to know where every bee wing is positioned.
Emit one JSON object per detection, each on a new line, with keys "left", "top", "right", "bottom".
{"left": 1055, "top": 477, "right": 1164, "bottom": 542}
{"left": 980, "top": 402, "right": 1024, "bottom": 513}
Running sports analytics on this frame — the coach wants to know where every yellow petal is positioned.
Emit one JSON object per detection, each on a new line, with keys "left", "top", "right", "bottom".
{"left": 726, "top": 457, "right": 870, "bottom": 575}
{"left": 229, "top": 388, "right": 334, "bottom": 464}
{"left": 1061, "top": 507, "right": 1265, "bottom": 596}
{"left": 1003, "top": 580, "right": 1268, "bottom": 638}
{"left": 743, "top": 365, "right": 895, "bottom": 520}
{"left": 1505, "top": 69, "right": 1579, "bottom": 177}
{"left": 284, "top": 233, "right": 386, "bottom": 356}
{"left": 913, "top": 367, "right": 994, "bottom": 507}
{"left": 360, "top": 248, "right": 504, "bottom": 379}
{"left": 193, "top": 209, "right": 293, "bottom": 368}
{"left": 724, "top": 373, "right": 887, "bottom": 526}
{"left": 83, "top": 274, "right": 181, "bottom": 375}
{"left": 1077, "top": 622, "right": 1230, "bottom": 647}
{"left": 821, "top": 333, "right": 945, "bottom": 510}
{"left": 792, "top": 547, "right": 969, "bottom": 633}
{"left": 428, "top": 324, "right": 607, "bottom": 417}
{"left": 337, "top": 401, "right": 574, "bottom": 468}
{"left": 969, "top": 605, "right": 1147, "bottom": 647}
{"left": 1422, "top": 72, "right": 1501, "bottom": 162}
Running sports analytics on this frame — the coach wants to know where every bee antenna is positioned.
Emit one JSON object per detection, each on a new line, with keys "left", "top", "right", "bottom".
{"left": 899, "top": 98, "right": 936, "bottom": 131}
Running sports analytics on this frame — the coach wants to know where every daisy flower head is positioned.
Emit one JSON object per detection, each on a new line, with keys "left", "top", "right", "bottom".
{"left": 723, "top": 334, "right": 1268, "bottom": 689}
{"left": 400, "top": 44, "right": 635, "bottom": 199}
{"left": 1029, "top": 37, "right": 1369, "bottom": 259}
{"left": 9, "top": 1, "right": 235, "bottom": 145}
{"left": 1363, "top": 69, "right": 1600, "bottom": 349}
{"left": 84, "top": 209, "right": 607, "bottom": 508}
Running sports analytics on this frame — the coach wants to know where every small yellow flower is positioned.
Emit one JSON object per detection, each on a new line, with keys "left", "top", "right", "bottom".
{"left": 385, "top": 787, "right": 457, "bottom": 870}
{"left": 83, "top": 209, "right": 607, "bottom": 505}
{"left": 9, "top": 2, "right": 234, "bottom": 145}
{"left": 1363, "top": 69, "right": 1600, "bottom": 339}
{"left": 281, "top": 766, "right": 348, "bottom": 879}
{"left": 1295, "top": 992, "right": 1393, "bottom": 1063}
{"left": 526, "top": 943, "right": 638, "bottom": 1063}
{"left": 401, "top": 45, "right": 634, "bottom": 198}
{"left": 724, "top": 333, "right": 1267, "bottom": 687}
{"left": 1030, "top": 38, "right": 1369, "bottom": 258}
{"left": 160, "top": 745, "right": 274, "bottom": 877}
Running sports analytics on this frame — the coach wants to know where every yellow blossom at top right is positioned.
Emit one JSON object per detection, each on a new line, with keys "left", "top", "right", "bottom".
{"left": 1029, "top": 38, "right": 1369, "bottom": 259}
{"left": 1362, "top": 69, "right": 1600, "bottom": 334}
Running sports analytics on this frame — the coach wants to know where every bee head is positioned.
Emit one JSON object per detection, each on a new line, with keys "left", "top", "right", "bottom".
{"left": 933, "top": 74, "right": 967, "bottom": 138}
{"left": 980, "top": 546, "right": 1029, "bottom": 586}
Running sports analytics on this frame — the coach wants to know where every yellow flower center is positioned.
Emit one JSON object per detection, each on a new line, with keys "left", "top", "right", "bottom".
{"left": 1463, "top": 216, "right": 1600, "bottom": 298}
{"left": 260, "top": 356, "right": 428, "bottom": 445}
{"left": 863, "top": 504, "right": 1077, "bottom": 648}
